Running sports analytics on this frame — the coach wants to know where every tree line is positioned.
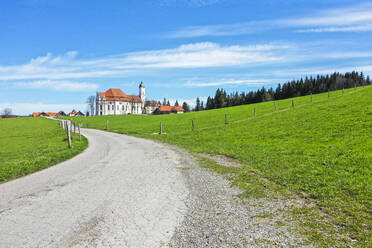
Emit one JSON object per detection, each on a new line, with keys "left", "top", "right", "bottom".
{"left": 193, "top": 71, "right": 370, "bottom": 111}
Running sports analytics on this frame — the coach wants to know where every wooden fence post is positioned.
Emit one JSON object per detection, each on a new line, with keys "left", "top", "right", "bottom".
{"left": 225, "top": 113, "right": 228, "bottom": 124}
{"left": 66, "top": 125, "right": 71, "bottom": 148}
{"left": 159, "top": 122, "right": 162, "bottom": 135}
{"left": 192, "top": 120, "right": 195, "bottom": 131}
{"left": 106, "top": 120, "right": 109, "bottom": 130}
{"left": 274, "top": 101, "right": 278, "bottom": 112}
{"left": 292, "top": 99, "right": 295, "bottom": 108}
{"left": 254, "top": 107, "right": 256, "bottom": 117}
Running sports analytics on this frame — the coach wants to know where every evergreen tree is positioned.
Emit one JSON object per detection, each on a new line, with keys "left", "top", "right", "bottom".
{"left": 166, "top": 100, "right": 170, "bottom": 106}
{"left": 175, "top": 100, "right": 179, "bottom": 106}
{"left": 195, "top": 97, "right": 201, "bottom": 111}
{"left": 201, "top": 71, "right": 367, "bottom": 111}
{"left": 162, "top": 98, "right": 167, "bottom": 105}
{"left": 182, "top": 102, "right": 190, "bottom": 112}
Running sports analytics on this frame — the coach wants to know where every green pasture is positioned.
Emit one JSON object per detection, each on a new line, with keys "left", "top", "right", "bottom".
{"left": 0, "top": 117, "right": 87, "bottom": 182}
{"left": 68, "top": 86, "right": 371, "bottom": 246}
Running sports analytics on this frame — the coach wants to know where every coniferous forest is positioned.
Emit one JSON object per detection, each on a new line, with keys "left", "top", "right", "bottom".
{"left": 194, "top": 71, "right": 370, "bottom": 111}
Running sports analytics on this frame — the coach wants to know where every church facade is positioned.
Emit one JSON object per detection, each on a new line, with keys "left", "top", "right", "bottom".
{"left": 96, "top": 82, "right": 160, "bottom": 115}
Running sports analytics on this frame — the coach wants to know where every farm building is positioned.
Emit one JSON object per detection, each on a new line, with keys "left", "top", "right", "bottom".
{"left": 155, "top": 106, "right": 184, "bottom": 114}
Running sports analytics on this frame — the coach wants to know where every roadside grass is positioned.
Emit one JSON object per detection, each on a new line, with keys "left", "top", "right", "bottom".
{"left": 0, "top": 117, "right": 88, "bottom": 182}
{"left": 69, "top": 86, "right": 371, "bottom": 247}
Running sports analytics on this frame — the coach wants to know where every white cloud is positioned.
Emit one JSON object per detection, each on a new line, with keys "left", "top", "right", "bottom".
{"left": 295, "top": 24, "right": 372, "bottom": 33}
{"left": 167, "top": 3, "right": 372, "bottom": 37}
{"left": 267, "top": 65, "right": 372, "bottom": 79}
{"left": 0, "top": 43, "right": 287, "bottom": 81}
{"left": 15, "top": 80, "right": 99, "bottom": 91}
{"left": 184, "top": 78, "right": 271, "bottom": 87}
{"left": 0, "top": 102, "right": 86, "bottom": 116}
{"left": 168, "top": 97, "right": 208, "bottom": 107}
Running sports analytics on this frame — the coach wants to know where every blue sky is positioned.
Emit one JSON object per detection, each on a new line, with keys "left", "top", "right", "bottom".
{"left": 1, "top": 0, "right": 372, "bottom": 115}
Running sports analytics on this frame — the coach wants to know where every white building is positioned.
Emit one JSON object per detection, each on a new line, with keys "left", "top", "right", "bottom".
{"left": 96, "top": 82, "right": 160, "bottom": 115}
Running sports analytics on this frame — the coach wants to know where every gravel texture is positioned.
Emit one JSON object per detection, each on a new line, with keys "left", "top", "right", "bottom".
{"left": 0, "top": 123, "right": 310, "bottom": 247}
{"left": 0, "top": 128, "right": 189, "bottom": 248}
{"left": 167, "top": 146, "right": 310, "bottom": 248}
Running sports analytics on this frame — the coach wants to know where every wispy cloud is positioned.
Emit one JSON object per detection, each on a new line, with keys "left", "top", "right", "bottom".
{"left": 15, "top": 80, "right": 99, "bottom": 91}
{"left": 0, "top": 42, "right": 287, "bottom": 81}
{"left": 168, "top": 97, "right": 208, "bottom": 107}
{"left": 269, "top": 65, "right": 372, "bottom": 78}
{"left": 167, "top": 3, "right": 372, "bottom": 37}
{"left": 295, "top": 24, "right": 372, "bottom": 33}
{"left": 160, "top": 0, "right": 226, "bottom": 7}
{"left": 0, "top": 102, "right": 86, "bottom": 116}
{"left": 184, "top": 78, "right": 271, "bottom": 87}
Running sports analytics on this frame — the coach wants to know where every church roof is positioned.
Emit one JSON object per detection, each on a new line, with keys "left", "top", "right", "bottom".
{"left": 145, "top": 100, "right": 160, "bottom": 107}
{"left": 98, "top": 88, "right": 142, "bottom": 103}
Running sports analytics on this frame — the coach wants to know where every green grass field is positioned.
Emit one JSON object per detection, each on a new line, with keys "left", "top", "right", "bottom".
{"left": 0, "top": 117, "right": 88, "bottom": 182}
{"left": 68, "top": 86, "right": 371, "bottom": 247}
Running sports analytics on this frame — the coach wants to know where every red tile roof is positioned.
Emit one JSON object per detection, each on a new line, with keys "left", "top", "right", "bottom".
{"left": 98, "top": 88, "right": 142, "bottom": 102}
{"left": 45, "top": 112, "right": 57, "bottom": 117}
{"left": 159, "top": 106, "right": 184, "bottom": 112}
{"left": 32, "top": 112, "right": 41, "bottom": 117}
{"left": 69, "top": 109, "right": 78, "bottom": 115}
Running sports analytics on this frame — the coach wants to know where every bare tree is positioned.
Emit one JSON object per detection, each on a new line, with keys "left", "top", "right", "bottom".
{"left": 2, "top": 108, "right": 12, "bottom": 117}
{"left": 86, "top": 96, "right": 95, "bottom": 116}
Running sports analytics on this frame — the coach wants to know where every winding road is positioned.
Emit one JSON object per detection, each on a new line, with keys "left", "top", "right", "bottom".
{"left": 0, "top": 128, "right": 189, "bottom": 247}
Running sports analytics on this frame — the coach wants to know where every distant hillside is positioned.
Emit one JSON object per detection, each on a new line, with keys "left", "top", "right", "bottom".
{"left": 197, "top": 71, "right": 370, "bottom": 111}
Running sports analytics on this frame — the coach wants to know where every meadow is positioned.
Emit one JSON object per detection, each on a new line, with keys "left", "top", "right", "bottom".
{"left": 0, "top": 117, "right": 87, "bottom": 182}
{"left": 69, "top": 86, "right": 371, "bottom": 246}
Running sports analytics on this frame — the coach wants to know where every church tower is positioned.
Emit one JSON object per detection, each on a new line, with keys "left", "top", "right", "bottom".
{"left": 139, "top": 82, "right": 146, "bottom": 103}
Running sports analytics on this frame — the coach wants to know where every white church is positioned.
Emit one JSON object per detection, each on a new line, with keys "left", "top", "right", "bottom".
{"left": 96, "top": 82, "right": 160, "bottom": 115}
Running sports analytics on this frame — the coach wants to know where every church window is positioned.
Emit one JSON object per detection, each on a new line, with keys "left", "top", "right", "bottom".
{"left": 117, "top": 105, "right": 119, "bottom": 110}
{"left": 108, "top": 105, "right": 110, "bottom": 110}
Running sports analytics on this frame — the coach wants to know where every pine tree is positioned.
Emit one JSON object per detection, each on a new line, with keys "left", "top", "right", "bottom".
{"left": 182, "top": 102, "right": 190, "bottom": 112}
{"left": 162, "top": 98, "right": 167, "bottom": 105}
{"left": 166, "top": 100, "right": 170, "bottom": 106}
{"left": 175, "top": 100, "right": 179, "bottom": 106}
{"left": 195, "top": 97, "right": 201, "bottom": 111}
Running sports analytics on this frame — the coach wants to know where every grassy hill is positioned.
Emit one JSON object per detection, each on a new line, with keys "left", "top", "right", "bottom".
{"left": 69, "top": 86, "right": 371, "bottom": 246}
{"left": 0, "top": 117, "right": 87, "bottom": 182}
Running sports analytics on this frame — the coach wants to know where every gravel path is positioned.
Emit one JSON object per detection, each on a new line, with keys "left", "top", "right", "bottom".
{"left": 167, "top": 147, "right": 309, "bottom": 248}
{"left": 0, "top": 126, "right": 307, "bottom": 247}
{"left": 0, "top": 128, "right": 188, "bottom": 247}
